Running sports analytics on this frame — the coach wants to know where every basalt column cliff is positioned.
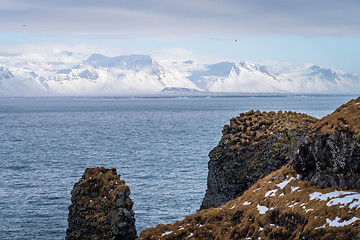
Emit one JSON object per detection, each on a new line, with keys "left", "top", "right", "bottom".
{"left": 201, "top": 110, "right": 317, "bottom": 209}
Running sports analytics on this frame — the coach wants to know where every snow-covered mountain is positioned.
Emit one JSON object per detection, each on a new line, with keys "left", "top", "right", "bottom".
{"left": 0, "top": 53, "right": 201, "bottom": 96}
{"left": 0, "top": 52, "right": 359, "bottom": 96}
{"left": 179, "top": 60, "right": 360, "bottom": 94}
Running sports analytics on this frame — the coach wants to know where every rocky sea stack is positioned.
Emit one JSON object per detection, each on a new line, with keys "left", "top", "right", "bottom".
{"left": 201, "top": 110, "right": 317, "bottom": 209}
{"left": 66, "top": 167, "right": 136, "bottom": 240}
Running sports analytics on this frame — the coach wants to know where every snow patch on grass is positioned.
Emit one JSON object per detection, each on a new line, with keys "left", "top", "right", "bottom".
{"left": 309, "top": 190, "right": 357, "bottom": 201}
{"left": 265, "top": 189, "right": 277, "bottom": 197}
{"left": 309, "top": 190, "right": 360, "bottom": 209}
{"left": 160, "top": 231, "right": 173, "bottom": 237}
{"left": 243, "top": 201, "right": 251, "bottom": 206}
{"left": 327, "top": 217, "right": 359, "bottom": 227}
{"left": 276, "top": 177, "right": 295, "bottom": 189}
{"left": 327, "top": 193, "right": 360, "bottom": 209}
{"left": 257, "top": 204, "right": 269, "bottom": 214}
{"left": 253, "top": 187, "right": 261, "bottom": 192}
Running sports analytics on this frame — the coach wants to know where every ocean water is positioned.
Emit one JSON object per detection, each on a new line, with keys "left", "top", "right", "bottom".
{"left": 0, "top": 95, "right": 357, "bottom": 239}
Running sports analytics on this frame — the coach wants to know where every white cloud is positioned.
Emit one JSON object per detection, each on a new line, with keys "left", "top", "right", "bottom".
{"left": 1, "top": 0, "right": 359, "bottom": 36}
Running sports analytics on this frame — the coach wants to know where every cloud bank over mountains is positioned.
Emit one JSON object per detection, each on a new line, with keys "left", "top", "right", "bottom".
{"left": 2, "top": 0, "right": 359, "bottom": 36}
{"left": 0, "top": 51, "right": 359, "bottom": 96}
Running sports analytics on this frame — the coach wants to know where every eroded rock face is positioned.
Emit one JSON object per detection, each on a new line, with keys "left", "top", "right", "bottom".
{"left": 66, "top": 167, "right": 136, "bottom": 240}
{"left": 201, "top": 110, "right": 317, "bottom": 209}
{"left": 292, "top": 97, "right": 360, "bottom": 190}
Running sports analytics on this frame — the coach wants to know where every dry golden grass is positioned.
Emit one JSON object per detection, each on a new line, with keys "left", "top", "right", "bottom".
{"left": 138, "top": 97, "right": 360, "bottom": 239}
{"left": 139, "top": 165, "right": 360, "bottom": 240}
{"left": 222, "top": 110, "right": 317, "bottom": 148}
{"left": 312, "top": 96, "right": 360, "bottom": 139}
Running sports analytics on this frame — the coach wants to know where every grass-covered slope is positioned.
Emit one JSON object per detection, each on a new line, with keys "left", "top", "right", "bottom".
{"left": 139, "top": 165, "right": 360, "bottom": 240}
{"left": 311, "top": 96, "right": 360, "bottom": 139}
{"left": 139, "top": 96, "right": 360, "bottom": 240}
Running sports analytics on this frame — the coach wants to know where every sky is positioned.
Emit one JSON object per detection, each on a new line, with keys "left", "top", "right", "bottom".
{"left": 0, "top": 0, "right": 359, "bottom": 73}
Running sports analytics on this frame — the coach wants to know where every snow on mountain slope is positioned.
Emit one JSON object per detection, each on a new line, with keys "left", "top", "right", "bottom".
{"left": 0, "top": 52, "right": 359, "bottom": 96}
{"left": 207, "top": 61, "right": 283, "bottom": 93}
{"left": 0, "top": 53, "right": 201, "bottom": 96}
{"left": 177, "top": 60, "right": 360, "bottom": 94}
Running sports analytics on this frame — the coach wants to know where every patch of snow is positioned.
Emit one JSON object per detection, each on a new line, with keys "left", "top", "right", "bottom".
{"left": 327, "top": 193, "right": 360, "bottom": 209}
{"left": 309, "top": 190, "right": 360, "bottom": 209}
{"left": 259, "top": 227, "right": 264, "bottom": 231}
{"left": 296, "top": 174, "right": 302, "bottom": 180}
{"left": 314, "top": 224, "right": 326, "bottom": 230}
{"left": 305, "top": 208, "right": 314, "bottom": 213}
{"left": 243, "top": 201, "right": 251, "bottom": 206}
{"left": 276, "top": 177, "right": 295, "bottom": 189}
{"left": 161, "top": 231, "right": 173, "bottom": 237}
{"left": 279, "top": 193, "right": 284, "bottom": 197}
{"left": 253, "top": 188, "right": 261, "bottom": 192}
{"left": 327, "top": 217, "right": 359, "bottom": 227}
{"left": 188, "top": 233, "right": 193, "bottom": 238}
{"left": 230, "top": 204, "right": 237, "bottom": 209}
{"left": 257, "top": 204, "right": 269, "bottom": 214}
{"left": 265, "top": 189, "right": 278, "bottom": 197}
{"left": 288, "top": 202, "right": 298, "bottom": 208}
{"left": 291, "top": 186, "right": 300, "bottom": 192}
{"left": 309, "top": 190, "right": 357, "bottom": 201}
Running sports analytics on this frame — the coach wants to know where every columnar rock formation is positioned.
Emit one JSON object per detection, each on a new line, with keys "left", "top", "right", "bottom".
{"left": 292, "top": 96, "right": 360, "bottom": 189}
{"left": 66, "top": 167, "right": 136, "bottom": 240}
{"left": 201, "top": 110, "right": 317, "bottom": 209}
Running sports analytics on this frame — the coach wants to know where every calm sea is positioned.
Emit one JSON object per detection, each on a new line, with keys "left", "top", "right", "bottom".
{"left": 0, "top": 95, "right": 356, "bottom": 239}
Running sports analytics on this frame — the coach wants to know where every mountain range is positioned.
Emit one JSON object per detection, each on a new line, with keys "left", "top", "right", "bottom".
{"left": 0, "top": 52, "right": 359, "bottom": 96}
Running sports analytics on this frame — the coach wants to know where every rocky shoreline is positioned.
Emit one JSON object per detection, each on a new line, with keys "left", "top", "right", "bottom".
{"left": 67, "top": 96, "right": 360, "bottom": 239}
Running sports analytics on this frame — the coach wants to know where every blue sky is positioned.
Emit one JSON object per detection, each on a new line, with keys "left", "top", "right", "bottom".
{"left": 0, "top": 0, "right": 359, "bottom": 73}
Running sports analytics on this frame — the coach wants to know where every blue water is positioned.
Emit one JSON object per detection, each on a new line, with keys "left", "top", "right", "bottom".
{"left": 0, "top": 95, "right": 357, "bottom": 239}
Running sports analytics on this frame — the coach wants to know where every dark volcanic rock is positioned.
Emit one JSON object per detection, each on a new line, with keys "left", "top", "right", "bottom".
{"left": 66, "top": 167, "right": 136, "bottom": 240}
{"left": 292, "top": 96, "right": 360, "bottom": 190}
{"left": 201, "top": 110, "right": 317, "bottom": 209}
